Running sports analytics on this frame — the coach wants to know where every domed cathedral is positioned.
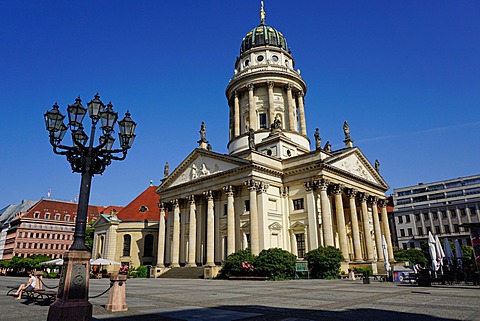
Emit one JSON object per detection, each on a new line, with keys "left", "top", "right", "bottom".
{"left": 155, "top": 3, "right": 393, "bottom": 278}
{"left": 226, "top": 5, "right": 309, "bottom": 158}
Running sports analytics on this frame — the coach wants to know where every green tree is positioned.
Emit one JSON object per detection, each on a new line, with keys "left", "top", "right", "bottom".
{"left": 85, "top": 219, "right": 96, "bottom": 252}
{"left": 394, "top": 248, "right": 428, "bottom": 266}
{"left": 304, "top": 246, "right": 344, "bottom": 279}
{"left": 462, "top": 245, "right": 474, "bottom": 267}
{"left": 254, "top": 248, "right": 297, "bottom": 280}
{"left": 218, "top": 249, "right": 256, "bottom": 279}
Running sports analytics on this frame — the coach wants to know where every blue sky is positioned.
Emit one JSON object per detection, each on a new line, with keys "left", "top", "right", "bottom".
{"left": 1, "top": 1, "right": 479, "bottom": 207}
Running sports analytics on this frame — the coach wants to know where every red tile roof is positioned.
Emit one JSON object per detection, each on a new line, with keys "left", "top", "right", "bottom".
{"left": 23, "top": 199, "right": 102, "bottom": 222}
{"left": 116, "top": 186, "right": 160, "bottom": 222}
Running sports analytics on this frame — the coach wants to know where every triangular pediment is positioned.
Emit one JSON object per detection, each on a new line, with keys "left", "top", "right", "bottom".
{"left": 326, "top": 148, "right": 388, "bottom": 189}
{"left": 268, "top": 222, "right": 282, "bottom": 230}
{"left": 159, "top": 149, "right": 250, "bottom": 190}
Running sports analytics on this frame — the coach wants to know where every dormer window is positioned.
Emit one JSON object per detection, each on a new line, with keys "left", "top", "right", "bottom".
{"left": 139, "top": 205, "right": 148, "bottom": 213}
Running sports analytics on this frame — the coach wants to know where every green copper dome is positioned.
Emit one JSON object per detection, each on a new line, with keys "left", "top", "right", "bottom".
{"left": 240, "top": 22, "right": 289, "bottom": 54}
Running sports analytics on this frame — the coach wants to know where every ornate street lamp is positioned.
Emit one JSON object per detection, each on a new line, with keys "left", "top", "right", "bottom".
{"left": 44, "top": 94, "right": 136, "bottom": 321}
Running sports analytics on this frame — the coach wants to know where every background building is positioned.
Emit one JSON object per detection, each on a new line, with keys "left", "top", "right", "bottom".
{"left": 393, "top": 174, "right": 480, "bottom": 249}
{"left": 0, "top": 199, "right": 119, "bottom": 260}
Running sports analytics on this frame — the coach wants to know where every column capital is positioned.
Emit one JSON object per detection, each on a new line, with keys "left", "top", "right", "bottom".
{"left": 284, "top": 83, "right": 292, "bottom": 91}
{"left": 245, "top": 179, "right": 257, "bottom": 191}
{"left": 368, "top": 195, "right": 379, "bottom": 205}
{"left": 187, "top": 195, "right": 196, "bottom": 204}
{"left": 203, "top": 190, "right": 214, "bottom": 201}
{"left": 223, "top": 185, "right": 235, "bottom": 196}
{"left": 378, "top": 199, "right": 388, "bottom": 208}
{"left": 345, "top": 188, "right": 357, "bottom": 199}
{"left": 304, "top": 181, "right": 315, "bottom": 192}
{"left": 332, "top": 184, "right": 345, "bottom": 195}
{"left": 158, "top": 202, "right": 165, "bottom": 210}
{"left": 296, "top": 90, "right": 304, "bottom": 98}
{"left": 247, "top": 83, "right": 255, "bottom": 91}
{"left": 257, "top": 181, "right": 269, "bottom": 193}
{"left": 267, "top": 81, "right": 275, "bottom": 89}
{"left": 316, "top": 178, "right": 330, "bottom": 191}
{"left": 358, "top": 192, "right": 369, "bottom": 203}
{"left": 234, "top": 90, "right": 239, "bottom": 98}
{"left": 172, "top": 199, "right": 179, "bottom": 208}
{"left": 280, "top": 186, "right": 289, "bottom": 197}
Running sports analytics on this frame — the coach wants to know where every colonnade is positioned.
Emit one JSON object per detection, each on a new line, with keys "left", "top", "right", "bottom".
{"left": 229, "top": 81, "right": 306, "bottom": 139}
{"left": 155, "top": 178, "right": 394, "bottom": 268}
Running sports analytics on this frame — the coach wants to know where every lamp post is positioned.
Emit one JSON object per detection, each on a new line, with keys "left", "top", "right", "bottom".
{"left": 44, "top": 94, "right": 136, "bottom": 321}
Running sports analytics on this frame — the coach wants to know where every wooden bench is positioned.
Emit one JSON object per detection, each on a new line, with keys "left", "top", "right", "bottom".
{"left": 6, "top": 286, "right": 57, "bottom": 302}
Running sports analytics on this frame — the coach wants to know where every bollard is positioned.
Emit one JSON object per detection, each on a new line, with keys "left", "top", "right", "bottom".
{"left": 105, "top": 274, "right": 128, "bottom": 312}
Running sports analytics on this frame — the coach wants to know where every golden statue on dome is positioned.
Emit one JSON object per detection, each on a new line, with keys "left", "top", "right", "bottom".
{"left": 260, "top": 1, "right": 266, "bottom": 23}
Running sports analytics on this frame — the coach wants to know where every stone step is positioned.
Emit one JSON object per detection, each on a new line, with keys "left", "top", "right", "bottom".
{"left": 159, "top": 267, "right": 205, "bottom": 279}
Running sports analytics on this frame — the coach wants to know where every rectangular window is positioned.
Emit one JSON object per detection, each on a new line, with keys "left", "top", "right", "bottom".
{"left": 45, "top": 213, "right": 50, "bottom": 219}
{"left": 450, "top": 211, "right": 457, "bottom": 218}
{"left": 244, "top": 200, "right": 250, "bottom": 212}
{"left": 417, "top": 227, "right": 423, "bottom": 236}
{"left": 65, "top": 215, "right": 70, "bottom": 221}
{"left": 259, "top": 113, "right": 267, "bottom": 129}
{"left": 415, "top": 214, "right": 420, "bottom": 221}
{"left": 435, "top": 226, "right": 440, "bottom": 234}
{"left": 426, "top": 226, "right": 431, "bottom": 233}
{"left": 402, "top": 243, "right": 407, "bottom": 250}
{"left": 224, "top": 204, "right": 228, "bottom": 216}
{"left": 407, "top": 228, "right": 413, "bottom": 236}
{"left": 432, "top": 212, "right": 438, "bottom": 220}
{"left": 55, "top": 214, "right": 60, "bottom": 220}
{"left": 405, "top": 215, "right": 411, "bottom": 223}
{"left": 34, "top": 213, "right": 39, "bottom": 218}
{"left": 400, "top": 229, "right": 405, "bottom": 237}
{"left": 293, "top": 198, "right": 305, "bottom": 211}
{"left": 453, "top": 224, "right": 459, "bottom": 233}
{"left": 398, "top": 216, "right": 403, "bottom": 224}
{"left": 469, "top": 207, "right": 477, "bottom": 216}
{"left": 444, "top": 225, "right": 450, "bottom": 233}
{"left": 460, "top": 209, "right": 466, "bottom": 217}
{"left": 409, "top": 242, "right": 415, "bottom": 249}
{"left": 295, "top": 234, "right": 306, "bottom": 258}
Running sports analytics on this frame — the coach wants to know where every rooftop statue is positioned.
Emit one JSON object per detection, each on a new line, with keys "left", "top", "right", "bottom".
{"left": 164, "top": 162, "right": 169, "bottom": 177}
{"left": 323, "top": 141, "right": 332, "bottom": 153}
{"left": 199, "top": 121, "right": 207, "bottom": 142}
{"left": 314, "top": 128, "right": 321, "bottom": 150}
{"left": 343, "top": 121, "right": 351, "bottom": 141}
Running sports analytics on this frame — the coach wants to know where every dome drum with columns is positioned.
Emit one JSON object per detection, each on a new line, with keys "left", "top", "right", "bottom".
{"left": 150, "top": 4, "right": 392, "bottom": 278}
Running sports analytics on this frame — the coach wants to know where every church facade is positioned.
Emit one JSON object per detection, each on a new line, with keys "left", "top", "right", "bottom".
{"left": 155, "top": 6, "right": 393, "bottom": 276}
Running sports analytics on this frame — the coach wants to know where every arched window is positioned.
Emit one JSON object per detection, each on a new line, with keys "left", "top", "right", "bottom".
{"left": 123, "top": 234, "right": 131, "bottom": 257}
{"left": 144, "top": 234, "right": 154, "bottom": 257}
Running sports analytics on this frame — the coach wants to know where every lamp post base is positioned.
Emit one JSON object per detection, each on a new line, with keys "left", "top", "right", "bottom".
{"left": 47, "top": 250, "right": 92, "bottom": 321}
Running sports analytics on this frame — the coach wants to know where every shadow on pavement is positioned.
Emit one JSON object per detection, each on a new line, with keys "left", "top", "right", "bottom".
{"left": 91, "top": 305, "right": 460, "bottom": 321}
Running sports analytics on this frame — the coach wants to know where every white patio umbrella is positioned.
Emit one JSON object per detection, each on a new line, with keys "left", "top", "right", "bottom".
{"left": 39, "top": 258, "right": 64, "bottom": 266}
{"left": 428, "top": 231, "right": 438, "bottom": 277}
{"left": 434, "top": 235, "right": 445, "bottom": 275}
{"left": 454, "top": 239, "right": 463, "bottom": 269}
{"left": 443, "top": 238, "right": 454, "bottom": 266}
{"left": 382, "top": 235, "right": 390, "bottom": 272}
{"left": 90, "top": 258, "right": 120, "bottom": 265}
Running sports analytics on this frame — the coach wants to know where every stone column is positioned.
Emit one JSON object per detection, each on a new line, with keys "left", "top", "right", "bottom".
{"left": 234, "top": 91, "right": 240, "bottom": 137}
{"left": 105, "top": 221, "right": 118, "bottom": 262}
{"left": 379, "top": 199, "right": 394, "bottom": 261}
{"left": 205, "top": 191, "right": 215, "bottom": 266}
{"left": 290, "top": 230, "right": 298, "bottom": 256}
{"left": 224, "top": 186, "right": 236, "bottom": 256}
{"left": 447, "top": 209, "right": 454, "bottom": 234}
{"left": 332, "top": 184, "right": 349, "bottom": 261}
{"left": 245, "top": 180, "right": 260, "bottom": 255}
{"left": 346, "top": 189, "right": 362, "bottom": 261}
{"left": 242, "top": 232, "right": 248, "bottom": 250}
{"left": 305, "top": 181, "right": 319, "bottom": 250}
{"left": 285, "top": 83, "right": 296, "bottom": 131}
{"left": 318, "top": 179, "right": 334, "bottom": 247}
{"left": 438, "top": 210, "right": 445, "bottom": 233}
{"left": 359, "top": 193, "right": 374, "bottom": 261}
{"left": 369, "top": 196, "right": 383, "bottom": 262}
{"left": 156, "top": 203, "right": 166, "bottom": 267}
{"left": 187, "top": 196, "right": 197, "bottom": 267}
{"left": 171, "top": 199, "right": 180, "bottom": 267}
{"left": 267, "top": 81, "right": 275, "bottom": 125}
{"left": 247, "top": 83, "right": 256, "bottom": 131}
{"left": 297, "top": 91, "right": 307, "bottom": 135}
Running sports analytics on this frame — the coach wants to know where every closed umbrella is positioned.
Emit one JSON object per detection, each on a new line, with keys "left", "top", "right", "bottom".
{"left": 454, "top": 239, "right": 463, "bottom": 269}
{"left": 443, "top": 238, "right": 454, "bottom": 266}
{"left": 434, "top": 235, "right": 445, "bottom": 275}
{"left": 382, "top": 235, "right": 390, "bottom": 272}
{"left": 428, "top": 232, "right": 438, "bottom": 277}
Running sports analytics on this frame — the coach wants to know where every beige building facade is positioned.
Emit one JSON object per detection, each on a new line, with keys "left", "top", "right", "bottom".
{"left": 156, "top": 8, "right": 393, "bottom": 276}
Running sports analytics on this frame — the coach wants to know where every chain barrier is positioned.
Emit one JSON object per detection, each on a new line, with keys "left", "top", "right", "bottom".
{"left": 39, "top": 278, "right": 59, "bottom": 289}
{"left": 89, "top": 282, "right": 114, "bottom": 299}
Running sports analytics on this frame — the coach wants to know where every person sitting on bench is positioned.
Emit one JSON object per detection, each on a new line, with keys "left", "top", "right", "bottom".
{"left": 13, "top": 272, "right": 36, "bottom": 300}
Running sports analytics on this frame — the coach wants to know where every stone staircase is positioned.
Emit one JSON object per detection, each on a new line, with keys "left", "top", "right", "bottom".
{"left": 158, "top": 266, "right": 204, "bottom": 279}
